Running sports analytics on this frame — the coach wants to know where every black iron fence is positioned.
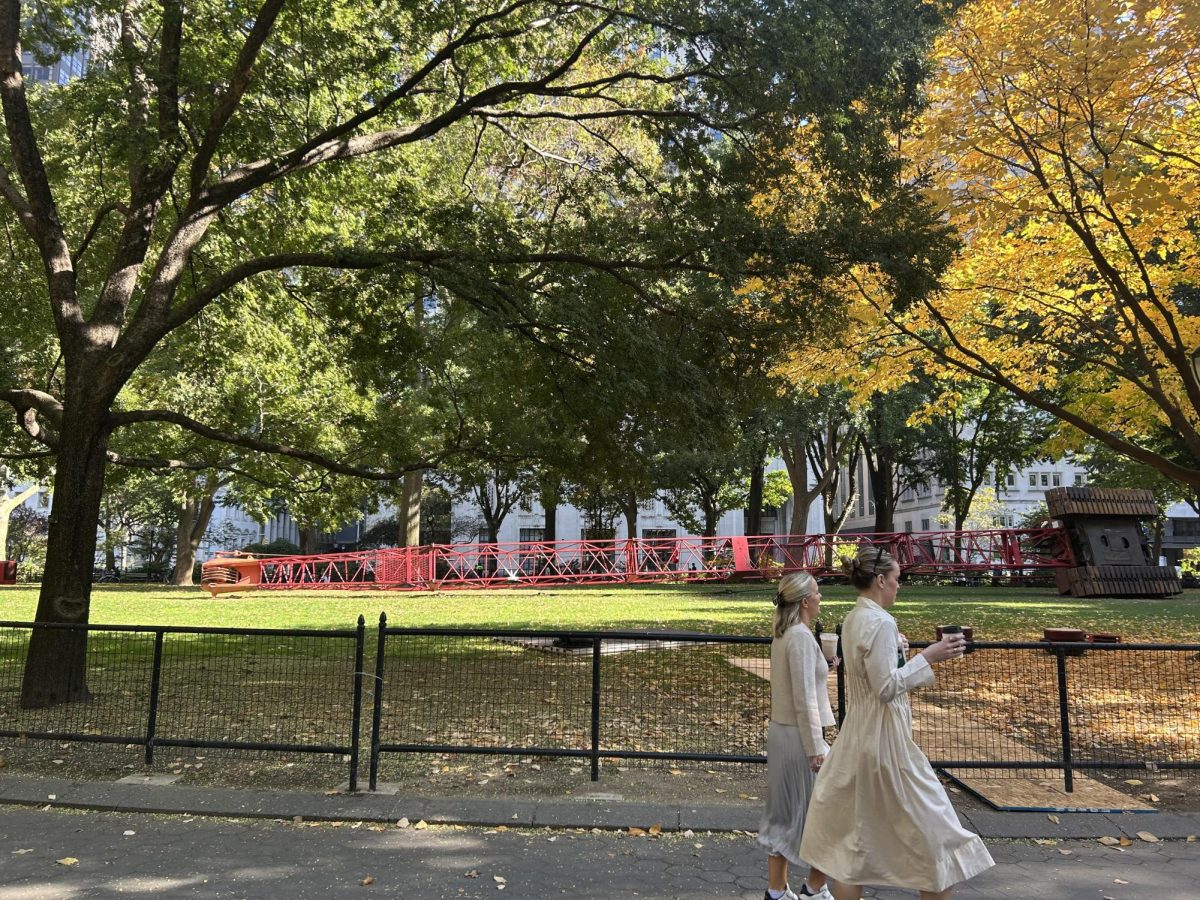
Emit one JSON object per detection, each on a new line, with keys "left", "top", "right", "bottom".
{"left": 905, "top": 638, "right": 1200, "bottom": 792}
{"left": 0, "top": 618, "right": 366, "bottom": 789}
{"left": 3, "top": 616, "right": 1198, "bottom": 795}
{"left": 368, "top": 616, "right": 770, "bottom": 790}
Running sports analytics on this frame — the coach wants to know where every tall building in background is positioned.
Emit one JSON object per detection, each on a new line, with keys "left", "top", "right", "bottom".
{"left": 21, "top": 45, "right": 89, "bottom": 85}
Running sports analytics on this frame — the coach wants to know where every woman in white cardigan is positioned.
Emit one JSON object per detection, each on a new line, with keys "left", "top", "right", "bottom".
{"left": 799, "top": 547, "right": 994, "bottom": 900}
{"left": 758, "top": 572, "right": 836, "bottom": 900}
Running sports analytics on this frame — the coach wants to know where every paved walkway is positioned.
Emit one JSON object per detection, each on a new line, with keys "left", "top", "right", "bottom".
{"left": 1, "top": 776, "right": 1198, "bottom": 898}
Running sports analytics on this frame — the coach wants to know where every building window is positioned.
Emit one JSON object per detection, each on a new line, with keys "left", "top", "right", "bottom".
{"left": 642, "top": 528, "right": 676, "bottom": 539}
{"left": 1007, "top": 472, "right": 1016, "bottom": 487}
{"left": 639, "top": 498, "right": 656, "bottom": 512}
{"left": 1171, "top": 518, "right": 1200, "bottom": 538}
{"left": 518, "top": 528, "right": 544, "bottom": 544}
{"left": 1029, "top": 472, "right": 1037, "bottom": 488}
{"left": 904, "top": 521, "right": 913, "bottom": 532}
{"left": 920, "top": 518, "right": 930, "bottom": 531}
{"left": 1040, "top": 473, "right": 1049, "bottom": 487}
{"left": 1074, "top": 473, "right": 1087, "bottom": 486}
{"left": 1052, "top": 472, "right": 1062, "bottom": 487}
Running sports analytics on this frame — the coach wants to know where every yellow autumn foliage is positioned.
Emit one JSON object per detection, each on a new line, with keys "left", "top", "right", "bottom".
{"left": 880, "top": 0, "right": 1200, "bottom": 485}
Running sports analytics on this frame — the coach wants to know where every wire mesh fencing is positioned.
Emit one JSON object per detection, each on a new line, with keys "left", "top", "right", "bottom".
{"left": 0, "top": 619, "right": 366, "bottom": 788}
{"left": 368, "top": 619, "right": 771, "bottom": 789}
{"left": 885, "top": 640, "right": 1200, "bottom": 791}
{"left": 4, "top": 617, "right": 1198, "bottom": 797}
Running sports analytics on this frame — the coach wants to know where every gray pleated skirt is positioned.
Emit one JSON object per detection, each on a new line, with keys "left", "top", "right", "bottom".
{"left": 757, "top": 721, "right": 817, "bottom": 866}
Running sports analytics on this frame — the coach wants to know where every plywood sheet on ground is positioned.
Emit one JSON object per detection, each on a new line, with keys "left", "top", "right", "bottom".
{"left": 725, "top": 657, "right": 1152, "bottom": 812}
{"left": 940, "top": 769, "right": 1153, "bottom": 811}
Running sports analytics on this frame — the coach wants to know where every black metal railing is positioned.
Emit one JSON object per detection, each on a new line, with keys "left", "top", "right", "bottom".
{"left": 0, "top": 618, "right": 366, "bottom": 790}
{"left": 3, "top": 616, "right": 1198, "bottom": 796}
{"left": 899, "top": 638, "right": 1200, "bottom": 792}
{"left": 367, "top": 614, "right": 771, "bottom": 790}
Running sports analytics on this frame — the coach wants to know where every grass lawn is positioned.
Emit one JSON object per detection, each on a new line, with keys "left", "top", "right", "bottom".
{"left": 3, "top": 580, "right": 1200, "bottom": 642}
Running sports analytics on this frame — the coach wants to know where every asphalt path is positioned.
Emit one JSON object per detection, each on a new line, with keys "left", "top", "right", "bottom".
{"left": 2, "top": 807, "right": 1198, "bottom": 899}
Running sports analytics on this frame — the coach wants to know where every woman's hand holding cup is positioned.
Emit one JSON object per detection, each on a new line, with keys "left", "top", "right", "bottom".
{"left": 923, "top": 625, "right": 967, "bottom": 664}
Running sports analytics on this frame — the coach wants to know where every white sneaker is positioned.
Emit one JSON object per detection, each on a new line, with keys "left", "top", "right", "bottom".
{"left": 799, "top": 885, "right": 834, "bottom": 900}
{"left": 763, "top": 890, "right": 799, "bottom": 900}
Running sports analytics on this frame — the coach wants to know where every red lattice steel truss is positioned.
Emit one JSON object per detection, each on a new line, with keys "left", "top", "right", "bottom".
{"left": 201, "top": 527, "right": 1074, "bottom": 595}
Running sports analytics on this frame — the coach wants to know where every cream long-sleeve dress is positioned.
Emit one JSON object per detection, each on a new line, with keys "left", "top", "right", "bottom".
{"left": 799, "top": 597, "right": 994, "bottom": 893}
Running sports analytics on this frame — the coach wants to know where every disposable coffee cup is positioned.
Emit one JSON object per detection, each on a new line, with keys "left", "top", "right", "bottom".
{"left": 820, "top": 632, "right": 839, "bottom": 663}
{"left": 938, "top": 624, "right": 974, "bottom": 654}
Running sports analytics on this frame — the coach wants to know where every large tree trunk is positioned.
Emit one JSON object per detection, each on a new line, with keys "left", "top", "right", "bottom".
{"left": 543, "top": 500, "right": 558, "bottom": 542}
{"left": 782, "top": 431, "right": 812, "bottom": 536}
{"left": 746, "top": 461, "right": 764, "bottom": 536}
{"left": 397, "top": 470, "right": 423, "bottom": 546}
{"left": 867, "top": 449, "right": 897, "bottom": 533}
{"left": 171, "top": 484, "right": 217, "bottom": 586}
{"left": 21, "top": 399, "right": 113, "bottom": 708}
{"left": 702, "top": 491, "right": 719, "bottom": 538}
{"left": 299, "top": 525, "right": 320, "bottom": 555}
{"left": 622, "top": 492, "right": 638, "bottom": 541}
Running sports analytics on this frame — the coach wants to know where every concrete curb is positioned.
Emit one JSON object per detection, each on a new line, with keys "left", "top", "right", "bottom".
{"left": 1, "top": 774, "right": 1197, "bottom": 839}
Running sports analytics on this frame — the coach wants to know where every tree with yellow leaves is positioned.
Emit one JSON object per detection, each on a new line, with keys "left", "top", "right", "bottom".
{"left": 889, "top": 0, "right": 1200, "bottom": 488}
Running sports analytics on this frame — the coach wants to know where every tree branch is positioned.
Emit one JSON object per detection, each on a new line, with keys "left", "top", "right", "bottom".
{"left": 0, "top": 0, "right": 80, "bottom": 335}
{"left": 72, "top": 201, "right": 130, "bottom": 264}
{"left": 108, "top": 407, "right": 440, "bottom": 481}
{"left": 206, "top": 11, "right": 673, "bottom": 205}
{"left": 187, "top": 0, "right": 288, "bottom": 198}
{"left": 0, "top": 159, "right": 36, "bottom": 236}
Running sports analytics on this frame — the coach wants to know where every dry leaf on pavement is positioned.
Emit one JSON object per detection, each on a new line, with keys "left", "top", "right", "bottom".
{"left": 360, "top": 876, "right": 375, "bottom": 886}
{"left": 1136, "top": 831, "right": 1160, "bottom": 843}
{"left": 56, "top": 858, "right": 78, "bottom": 866}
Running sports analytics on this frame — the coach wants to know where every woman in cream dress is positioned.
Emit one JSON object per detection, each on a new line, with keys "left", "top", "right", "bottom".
{"left": 758, "top": 572, "right": 836, "bottom": 900}
{"left": 799, "top": 547, "right": 994, "bottom": 899}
